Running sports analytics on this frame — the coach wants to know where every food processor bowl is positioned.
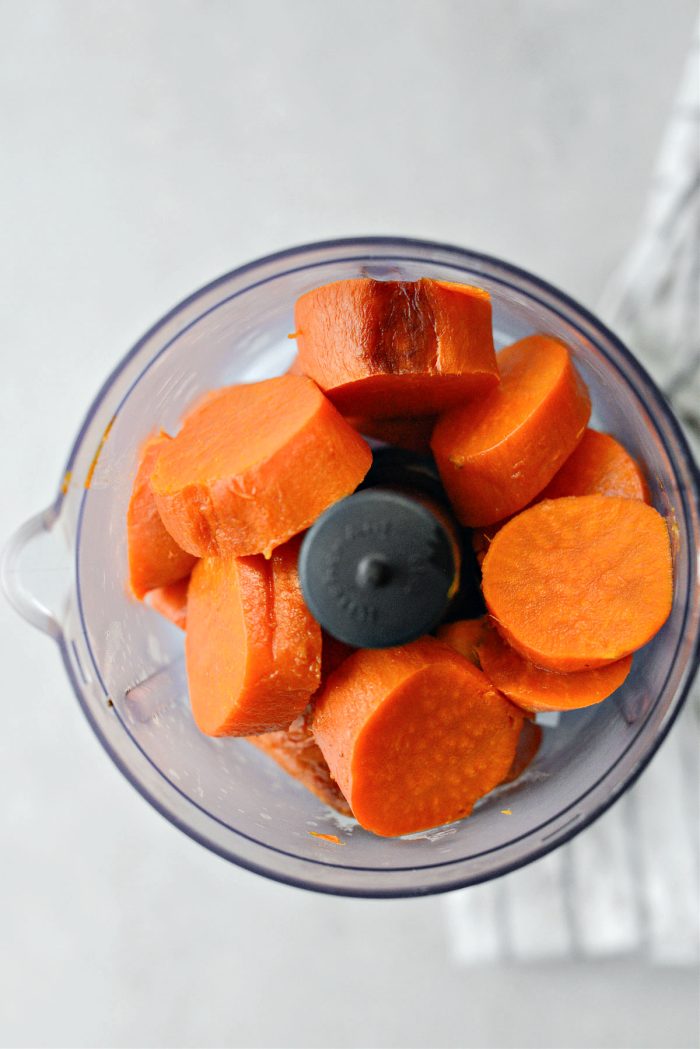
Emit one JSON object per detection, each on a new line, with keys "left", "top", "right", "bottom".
{"left": 4, "top": 237, "right": 699, "bottom": 897}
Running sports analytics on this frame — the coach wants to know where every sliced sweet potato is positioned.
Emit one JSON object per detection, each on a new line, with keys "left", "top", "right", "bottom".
{"left": 431, "top": 335, "right": 591, "bottom": 526}
{"left": 294, "top": 278, "right": 499, "bottom": 416}
{"left": 151, "top": 375, "right": 371, "bottom": 558}
{"left": 269, "top": 535, "right": 323, "bottom": 702}
{"left": 471, "top": 428, "right": 649, "bottom": 564}
{"left": 540, "top": 428, "right": 650, "bottom": 502}
{"left": 436, "top": 617, "right": 488, "bottom": 667}
{"left": 436, "top": 618, "right": 543, "bottom": 780}
{"left": 248, "top": 707, "right": 352, "bottom": 817}
{"left": 501, "top": 719, "right": 543, "bottom": 783}
{"left": 185, "top": 542, "right": 321, "bottom": 736}
{"left": 346, "top": 414, "right": 437, "bottom": 453}
{"left": 482, "top": 495, "right": 673, "bottom": 671}
{"left": 478, "top": 623, "right": 634, "bottom": 712}
{"left": 312, "top": 637, "right": 523, "bottom": 837}
{"left": 247, "top": 628, "right": 355, "bottom": 815}
{"left": 146, "top": 577, "right": 190, "bottom": 630}
{"left": 127, "top": 433, "right": 197, "bottom": 599}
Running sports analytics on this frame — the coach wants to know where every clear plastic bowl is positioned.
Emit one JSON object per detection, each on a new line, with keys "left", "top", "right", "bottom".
{"left": 4, "top": 238, "right": 699, "bottom": 897}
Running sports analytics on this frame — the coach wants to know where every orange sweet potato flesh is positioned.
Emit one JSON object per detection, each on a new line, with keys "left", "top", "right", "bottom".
{"left": 431, "top": 335, "right": 591, "bottom": 526}
{"left": 186, "top": 555, "right": 272, "bottom": 735}
{"left": 268, "top": 535, "right": 323, "bottom": 702}
{"left": 435, "top": 618, "right": 542, "bottom": 781}
{"left": 185, "top": 543, "right": 321, "bottom": 736}
{"left": 312, "top": 637, "right": 523, "bottom": 837}
{"left": 540, "top": 428, "right": 650, "bottom": 502}
{"left": 436, "top": 617, "right": 488, "bottom": 667}
{"left": 146, "top": 577, "right": 190, "bottom": 630}
{"left": 294, "top": 278, "right": 499, "bottom": 417}
{"left": 248, "top": 707, "right": 352, "bottom": 817}
{"left": 472, "top": 428, "right": 649, "bottom": 563}
{"left": 478, "top": 623, "right": 633, "bottom": 712}
{"left": 501, "top": 719, "right": 542, "bottom": 784}
{"left": 482, "top": 495, "right": 673, "bottom": 671}
{"left": 345, "top": 414, "right": 436, "bottom": 453}
{"left": 246, "top": 629, "right": 354, "bottom": 815}
{"left": 151, "top": 375, "right": 372, "bottom": 558}
{"left": 127, "top": 433, "right": 197, "bottom": 598}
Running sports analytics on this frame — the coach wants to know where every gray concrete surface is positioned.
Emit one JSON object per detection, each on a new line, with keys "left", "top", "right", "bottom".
{"left": 1, "top": 2, "right": 698, "bottom": 1047}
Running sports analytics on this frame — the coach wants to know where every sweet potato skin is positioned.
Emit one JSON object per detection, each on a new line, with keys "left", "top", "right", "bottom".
{"left": 345, "top": 414, "right": 436, "bottom": 453}
{"left": 294, "top": 278, "right": 499, "bottom": 416}
{"left": 249, "top": 707, "right": 352, "bottom": 816}
{"left": 247, "top": 628, "right": 354, "bottom": 816}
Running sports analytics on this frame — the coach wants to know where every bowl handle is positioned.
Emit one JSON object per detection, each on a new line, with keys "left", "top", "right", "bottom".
{"left": 1, "top": 506, "right": 65, "bottom": 640}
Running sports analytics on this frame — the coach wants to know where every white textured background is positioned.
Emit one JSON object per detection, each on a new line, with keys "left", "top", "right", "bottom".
{"left": 1, "top": 2, "right": 698, "bottom": 1047}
